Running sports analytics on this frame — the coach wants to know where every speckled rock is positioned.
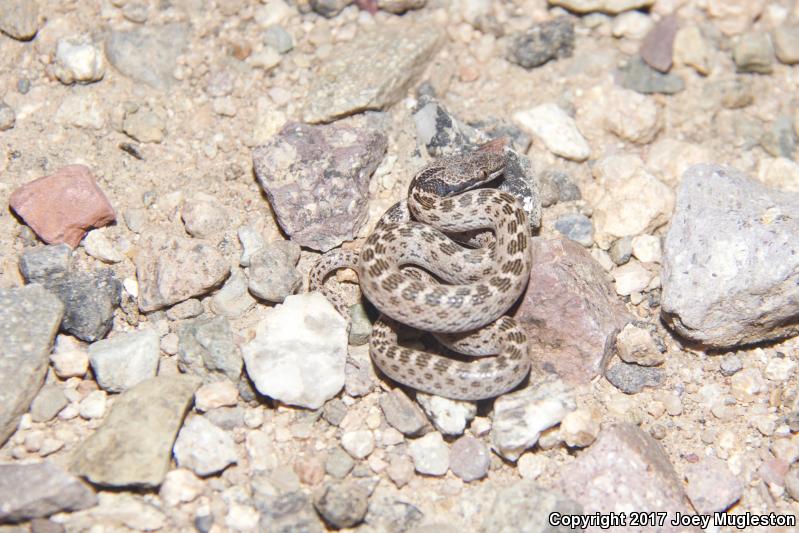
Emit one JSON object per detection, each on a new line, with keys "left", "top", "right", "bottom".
{"left": 0, "top": 285, "right": 63, "bottom": 447}
{"left": 89, "top": 329, "right": 159, "bottom": 392}
{"left": 45, "top": 269, "right": 121, "bottom": 342}
{"left": 173, "top": 414, "right": 238, "bottom": 476}
{"left": 606, "top": 362, "right": 664, "bottom": 394}
{"left": 619, "top": 57, "right": 684, "bottom": 95}
{"left": 684, "top": 457, "right": 742, "bottom": 513}
{"left": 506, "top": 18, "right": 574, "bottom": 69}
{"left": 313, "top": 481, "right": 369, "bottom": 529}
{"left": 661, "top": 164, "right": 799, "bottom": 348}
{"left": 303, "top": 22, "right": 443, "bottom": 123}
{"left": 247, "top": 241, "right": 302, "bottom": 303}
{"left": 449, "top": 436, "right": 489, "bottom": 482}
{"left": 514, "top": 238, "right": 633, "bottom": 384}
{"left": 18, "top": 244, "right": 72, "bottom": 284}
{"left": 379, "top": 388, "right": 431, "bottom": 437}
{"left": 252, "top": 122, "right": 387, "bottom": 252}
{"left": 177, "top": 316, "right": 243, "bottom": 383}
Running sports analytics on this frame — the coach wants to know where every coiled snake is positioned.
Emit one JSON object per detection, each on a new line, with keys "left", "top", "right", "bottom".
{"left": 310, "top": 151, "right": 532, "bottom": 400}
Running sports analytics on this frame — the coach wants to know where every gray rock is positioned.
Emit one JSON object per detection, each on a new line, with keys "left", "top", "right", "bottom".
{"left": 0, "top": 462, "right": 96, "bottom": 523}
{"left": 506, "top": 18, "right": 575, "bottom": 69}
{"left": 661, "top": 164, "right": 799, "bottom": 348}
{"left": 0, "top": 0, "right": 39, "bottom": 40}
{"left": 136, "top": 232, "right": 229, "bottom": 312}
{"left": 322, "top": 398, "right": 347, "bottom": 427}
{"left": 89, "top": 329, "right": 159, "bottom": 392}
{"left": 173, "top": 415, "right": 238, "bottom": 476}
{"left": 719, "top": 354, "right": 743, "bottom": 376}
{"left": 379, "top": 388, "right": 431, "bottom": 437}
{"left": 415, "top": 393, "right": 475, "bottom": 436}
{"left": 252, "top": 121, "right": 387, "bottom": 252}
{"left": 554, "top": 213, "right": 593, "bottom": 247}
{"left": 467, "top": 119, "right": 532, "bottom": 153}
{"left": 313, "top": 481, "right": 369, "bottom": 529}
{"left": 0, "top": 285, "right": 63, "bottom": 447}
{"left": 309, "top": 0, "right": 352, "bottom": 17}
{"left": 255, "top": 491, "right": 324, "bottom": 533}
{"left": 263, "top": 25, "right": 293, "bottom": 54}
{"left": 178, "top": 316, "right": 243, "bottom": 383}
{"left": 105, "top": 24, "right": 189, "bottom": 90}
{"left": 45, "top": 269, "right": 121, "bottom": 342}
{"left": 0, "top": 101, "right": 15, "bottom": 131}
{"left": 606, "top": 362, "right": 664, "bottom": 394}
{"left": 247, "top": 241, "right": 302, "bottom": 302}
{"left": 211, "top": 269, "right": 256, "bottom": 318}
{"left": 490, "top": 375, "right": 576, "bottom": 461}
{"left": 365, "top": 491, "right": 423, "bottom": 532}
{"left": 408, "top": 432, "right": 449, "bottom": 476}
{"left": 325, "top": 447, "right": 355, "bottom": 479}
{"left": 449, "top": 436, "right": 489, "bottom": 482}
{"left": 609, "top": 236, "right": 633, "bottom": 265}
{"left": 19, "top": 246, "right": 73, "bottom": 285}
{"left": 166, "top": 298, "right": 204, "bottom": 321}
{"left": 684, "top": 457, "right": 742, "bottom": 513}
{"left": 29, "top": 385, "right": 68, "bottom": 423}
{"left": 541, "top": 170, "right": 581, "bottom": 204}
{"left": 480, "top": 481, "right": 582, "bottom": 533}
{"left": 640, "top": 14, "right": 678, "bottom": 72}
{"left": 761, "top": 115, "right": 797, "bottom": 159}
{"left": 345, "top": 345, "right": 378, "bottom": 397}
{"left": 619, "top": 57, "right": 684, "bottom": 95}
{"left": 303, "top": 22, "right": 443, "bottom": 123}
{"left": 70, "top": 375, "right": 200, "bottom": 488}
{"left": 733, "top": 32, "right": 775, "bottom": 74}
{"left": 705, "top": 78, "right": 754, "bottom": 110}
{"left": 348, "top": 303, "right": 372, "bottom": 346}
{"left": 203, "top": 406, "right": 244, "bottom": 430}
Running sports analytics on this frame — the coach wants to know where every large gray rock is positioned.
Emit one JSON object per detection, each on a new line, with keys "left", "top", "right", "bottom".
{"left": 105, "top": 24, "right": 189, "bottom": 90}
{"left": 252, "top": 121, "right": 387, "bottom": 252}
{"left": 0, "top": 285, "right": 64, "bottom": 447}
{"left": 45, "top": 268, "right": 121, "bottom": 342}
{"left": 0, "top": 462, "right": 96, "bottom": 523}
{"left": 70, "top": 375, "right": 200, "bottom": 488}
{"left": 661, "top": 164, "right": 799, "bottom": 348}
{"left": 303, "top": 21, "right": 443, "bottom": 123}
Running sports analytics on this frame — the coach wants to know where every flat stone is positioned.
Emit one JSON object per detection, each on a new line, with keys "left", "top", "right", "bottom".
{"left": 480, "top": 482, "right": 582, "bottom": 533}
{"left": 89, "top": 329, "right": 160, "bottom": 392}
{"left": 774, "top": 25, "right": 799, "bottom": 64}
{"left": 615, "top": 323, "right": 665, "bottom": 366}
{"left": 82, "top": 230, "right": 124, "bottom": 264}
{"left": 506, "top": 17, "right": 574, "bottom": 69}
{"left": 0, "top": 0, "right": 40, "bottom": 40}
{"left": 211, "top": 269, "right": 256, "bottom": 318}
{"left": 46, "top": 269, "right": 121, "bottom": 342}
{"left": 449, "top": 436, "right": 489, "bottom": 482}
{"left": 548, "top": 0, "right": 653, "bottom": 15}
{"left": 105, "top": 24, "right": 189, "bottom": 90}
{"left": 640, "top": 14, "right": 678, "bottom": 72}
{"left": 29, "top": 385, "right": 68, "bottom": 423}
{"left": 554, "top": 213, "right": 593, "bottom": 247}
{"left": 242, "top": 293, "right": 347, "bottom": 409}
{"left": 673, "top": 26, "right": 711, "bottom": 75}
{"left": 0, "top": 101, "right": 15, "bottom": 130}
{"left": 70, "top": 375, "right": 200, "bottom": 488}
{"left": 177, "top": 316, "right": 243, "bottom": 383}
{"left": 490, "top": 375, "right": 576, "bottom": 461}
{"left": 661, "top": 164, "right": 799, "bottom": 348}
{"left": 181, "top": 193, "right": 226, "bottom": 239}
{"left": 733, "top": 32, "right": 775, "bottom": 74}
{"left": 408, "top": 432, "right": 449, "bottom": 476}
{"left": 255, "top": 491, "right": 324, "bottom": 533}
{"left": 619, "top": 57, "right": 684, "bottom": 95}
{"left": 379, "top": 388, "right": 431, "bottom": 437}
{"left": 19, "top": 244, "right": 72, "bottom": 284}
{"left": 136, "top": 232, "right": 229, "bottom": 312}
{"left": 341, "top": 430, "right": 374, "bottom": 459}
{"left": 0, "top": 462, "right": 96, "bottom": 523}
{"left": 9, "top": 165, "right": 116, "bottom": 248}
{"left": 558, "top": 424, "right": 693, "bottom": 531}
{"left": 606, "top": 362, "right": 664, "bottom": 394}
{"left": 122, "top": 107, "right": 166, "bottom": 144}
{"left": 303, "top": 21, "right": 442, "bottom": 123}
{"left": 253, "top": 122, "right": 387, "bottom": 251}
{"left": 0, "top": 285, "right": 63, "bottom": 447}
{"left": 514, "top": 103, "right": 590, "bottom": 162}
{"left": 247, "top": 241, "right": 302, "bottom": 302}
{"left": 513, "top": 238, "right": 633, "bottom": 384}
{"left": 173, "top": 414, "right": 238, "bottom": 476}
{"left": 684, "top": 457, "right": 742, "bottom": 513}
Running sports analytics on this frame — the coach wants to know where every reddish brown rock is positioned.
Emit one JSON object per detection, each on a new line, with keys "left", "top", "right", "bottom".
{"left": 513, "top": 237, "right": 632, "bottom": 384}
{"left": 558, "top": 424, "right": 697, "bottom": 533}
{"left": 9, "top": 165, "right": 115, "bottom": 248}
{"left": 640, "top": 15, "right": 679, "bottom": 73}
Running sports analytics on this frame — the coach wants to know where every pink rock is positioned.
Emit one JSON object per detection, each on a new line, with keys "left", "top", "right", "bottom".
{"left": 640, "top": 15, "right": 679, "bottom": 73}
{"left": 9, "top": 165, "right": 115, "bottom": 248}
{"left": 513, "top": 237, "right": 633, "bottom": 384}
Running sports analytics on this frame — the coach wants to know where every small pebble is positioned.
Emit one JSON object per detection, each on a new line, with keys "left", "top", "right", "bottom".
{"left": 313, "top": 481, "right": 369, "bottom": 529}
{"left": 733, "top": 32, "right": 775, "bottom": 73}
{"left": 408, "top": 432, "right": 450, "bottom": 476}
{"left": 449, "top": 435, "right": 489, "bottom": 482}
{"left": 341, "top": 430, "right": 374, "bottom": 459}
{"left": 719, "top": 354, "right": 743, "bottom": 376}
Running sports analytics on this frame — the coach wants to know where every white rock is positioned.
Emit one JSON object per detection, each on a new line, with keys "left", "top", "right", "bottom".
{"left": 613, "top": 260, "right": 653, "bottom": 296}
{"left": 513, "top": 103, "right": 591, "bottom": 162}
{"left": 181, "top": 193, "right": 227, "bottom": 239}
{"left": 173, "top": 415, "right": 238, "bottom": 476}
{"left": 254, "top": 0, "right": 293, "bottom": 27}
{"left": 559, "top": 409, "right": 600, "bottom": 447}
{"left": 79, "top": 390, "right": 108, "bottom": 419}
{"left": 490, "top": 376, "right": 576, "bottom": 461}
{"left": 83, "top": 229, "right": 125, "bottom": 263}
{"left": 123, "top": 277, "right": 139, "bottom": 298}
{"left": 765, "top": 357, "right": 796, "bottom": 382}
{"left": 631, "top": 234, "right": 662, "bottom": 263}
{"left": 54, "top": 93, "right": 106, "bottom": 130}
{"left": 341, "top": 430, "right": 375, "bottom": 459}
{"left": 616, "top": 323, "right": 664, "bottom": 366}
{"left": 53, "top": 35, "right": 105, "bottom": 84}
{"left": 88, "top": 329, "right": 160, "bottom": 392}
{"left": 415, "top": 393, "right": 476, "bottom": 436}
{"left": 249, "top": 48, "right": 282, "bottom": 72}
{"left": 730, "top": 368, "right": 766, "bottom": 402}
{"left": 646, "top": 138, "right": 713, "bottom": 187}
{"left": 517, "top": 453, "right": 547, "bottom": 479}
{"left": 585, "top": 85, "right": 661, "bottom": 144}
{"left": 242, "top": 293, "right": 347, "bottom": 409}
{"left": 159, "top": 468, "right": 205, "bottom": 506}
{"left": 611, "top": 11, "right": 653, "bottom": 40}
{"left": 51, "top": 335, "right": 89, "bottom": 378}
{"left": 408, "top": 432, "right": 450, "bottom": 476}
{"left": 246, "top": 430, "right": 279, "bottom": 471}
{"left": 195, "top": 380, "right": 239, "bottom": 412}
{"left": 757, "top": 157, "right": 799, "bottom": 192}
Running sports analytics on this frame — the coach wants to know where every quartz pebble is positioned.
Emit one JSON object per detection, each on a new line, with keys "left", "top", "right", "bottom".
{"left": 408, "top": 432, "right": 450, "bottom": 476}
{"left": 89, "top": 329, "right": 160, "bottom": 393}
{"left": 173, "top": 414, "right": 238, "bottom": 476}
{"left": 341, "top": 430, "right": 375, "bottom": 459}
{"left": 52, "top": 36, "right": 105, "bottom": 84}
{"left": 559, "top": 409, "right": 600, "bottom": 447}
{"left": 513, "top": 103, "right": 590, "bottom": 162}
{"left": 415, "top": 393, "right": 475, "bottom": 436}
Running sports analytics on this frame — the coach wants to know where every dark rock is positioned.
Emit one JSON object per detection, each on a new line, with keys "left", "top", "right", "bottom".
{"left": 313, "top": 481, "right": 369, "bottom": 529}
{"left": 513, "top": 237, "right": 633, "bottom": 384}
{"left": 507, "top": 18, "right": 575, "bottom": 69}
{"left": 255, "top": 491, "right": 324, "bottom": 533}
{"left": 18, "top": 244, "right": 72, "bottom": 283}
{"left": 310, "top": 0, "right": 353, "bottom": 17}
{"left": 379, "top": 388, "right": 431, "bottom": 437}
{"left": 0, "top": 462, "right": 96, "bottom": 523}
{"left": 45, "top": 269, "right": 121, "bottom": 342}
{"left": 606, "top": 362, "right": 664, "bottom": 394}
{"left": 761, "top": 115, "right": 797, "bottom": 159}
{"left": 252, "top": 122, "right": 387, "bottom": 252}
{"left": 554, "top": 213, "right": 593, "bottom": 247}
{"left": 640, "top": 14, "right": 678, "bottom": 72}
{"left": 618, "top": 57, "right": 684, "bottom": 94}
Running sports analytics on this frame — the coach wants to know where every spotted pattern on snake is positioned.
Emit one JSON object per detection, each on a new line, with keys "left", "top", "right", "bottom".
{"left": 309, "top": 151, "right": 533, "bottom": 400}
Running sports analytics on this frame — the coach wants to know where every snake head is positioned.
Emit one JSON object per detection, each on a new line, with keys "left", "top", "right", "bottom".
{"left": 412, "top": 151, "right": 507, "bottom": 198}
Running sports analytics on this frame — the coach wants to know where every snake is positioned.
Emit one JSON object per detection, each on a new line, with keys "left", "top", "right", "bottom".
{"left": 309, "top": 150, "right": 533, "bottom": 400}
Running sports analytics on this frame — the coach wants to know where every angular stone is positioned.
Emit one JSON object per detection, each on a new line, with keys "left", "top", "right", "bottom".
{"left": 480, "top": 482, "right": 582, "bottom": 533}
{"left": 684, "top": 457, "right": 742, "bottom": 513}
{"left": 211, "top": 269, "right": 256, "bottom": 318}
{"left": 661, "top": 164, "right": 799, "bottom": 348}
{"left": 9, "top": 165, "right": 116, "bottom": 248}
{"left": 640, "top": 14, "right": 678, "bottom": 72}
{"left": 247, "top": 241, "right": 302, "bottom": 303}
{"left": 70, "top": 375, "right": 200, "bottom": 488}
{"left": 514, "top": 103, "right": 590, "bottom": 162}
{"left": 408, "top": 432, "right": 449, "bottom": 476}
{"left": 242, "top": 293, "right": 347, "bottom": 409}
{"left": 0, "top": 0, "right": 39, "bottom": 40}
{"left": 0, "top": 285, "right": 63, "bottom": 447}
{"left": 18, "top": 244, "right": 72, "bottom": 283}
{"left": 253, "top": 122, "right": 387, "bottom": 252}
{"left": 506, "top": 18, "right": 574, "bottom": 69}
{"left": 415, "top": 393, "right": 475, "bottom": 436}
{"left": 29, "top": 384, "right": 68, "bottom": 423}
{"left": 53, "top": 35, "right": 106, "bottom": 85}
{"left": 173, "top": 415, "right": 238, "bottom": 476}
{"left": 303, "top": 22, "right": 443, "bottom": 123}
{"left": 379, "top": 388, "right": 431, "bottom": 437}
{"left": 558, "top": 424, "right": 693, "bottom": 531}
{"left": 135, "top": 232, "right": 229, "bottom": 312}
{"left": 0, "top": 462, "right": 96, "bottom": 523}
{"left": 256, "top": 491, "right": 324, "bottom": 533}
{"left": 619, "top": 57, "right": 684, "bottom": 95}
{"left": 89, "top": 329, "right": 160, "bottom": 392}
{"left": 774, "top": 26, "right": 799, "bottom": 65}
{"left": 606, "top": 363, "right": 664, "bottom": 394}
{"left": 45, "top": 269, "right": 121, "bottom": 342}
{"left": 105, "top": 24, "right": 189, "bottom": 90}
{"left": 177, "top": 316, "right": 243, "bottom": 383}
{"left": 513, "top": 238, "right": 632, "bottom": 384}
{"left": 733, "top": 32, "right": 775, "bottom": 74}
